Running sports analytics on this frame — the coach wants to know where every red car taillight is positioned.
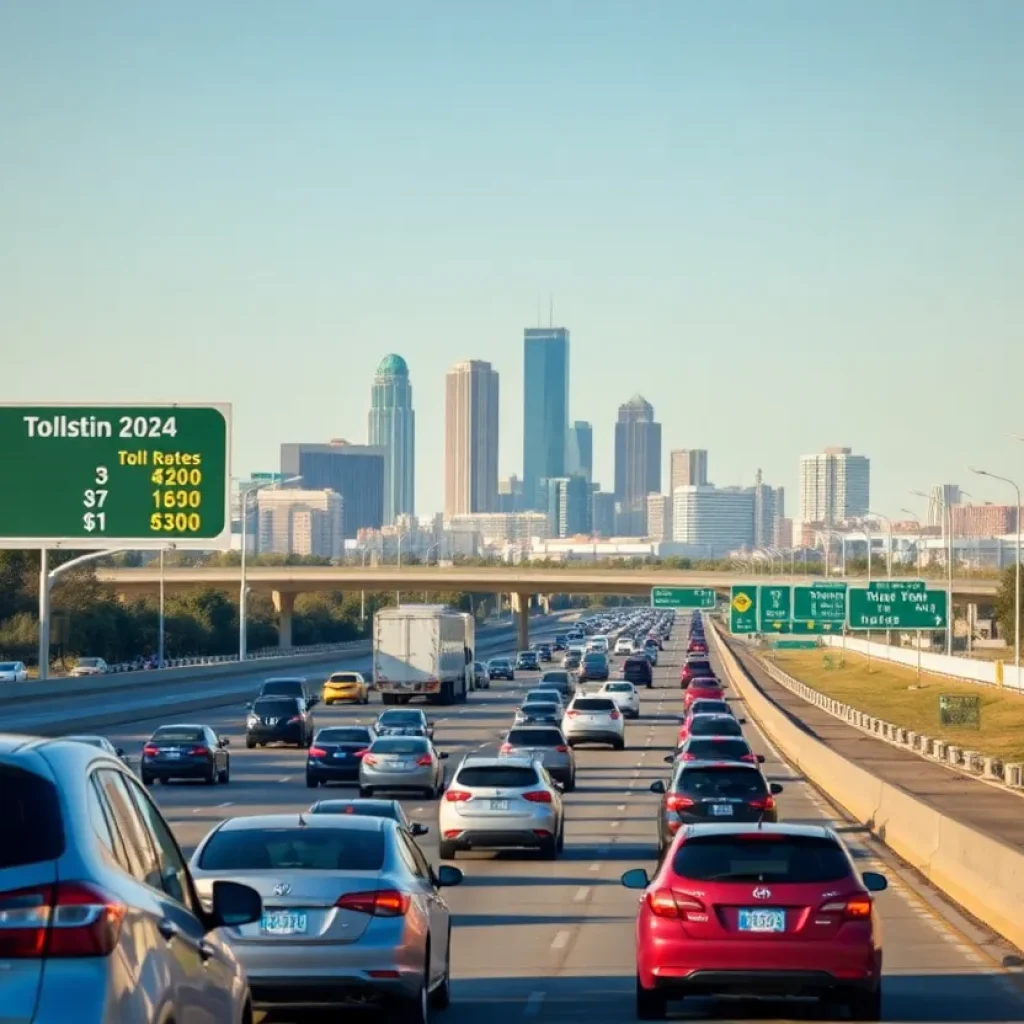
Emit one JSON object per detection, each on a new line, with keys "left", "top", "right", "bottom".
{"left": 554, "top": 745, "right": 569, "bottom": 753}
{"left": 664, "top": 794, "right": 695, "bottom": 811}
{"left": 336, "top": 889, "right": 410, "bottom": 917}
{"left": 740, "top": 753, "right": 756, "bottom": 762}
{"left": 565, "top": 710, "right": 578, "bottom": 718}
{"left": 415, "top": 754, "right": 433, "bottom": 766}
{"left": 444, "top": 789, "right": 472, "bottom": 802}
{"left": 142, "top": 745, "right": 158, "bottom": 757}
{"left": 523, "top": 790, "right": 552, "bottom": 803}
{"left": 308, "top": 746, "right": 327, "bottom": 758}
{"left": 820, "top": 896, "right": 872, "bottom": 919}
{"left": 645, "top": 889, "right": 705, "bottom": 919}
{"left": 609, "top": 710, "right": 621, "bottom": 720}
{"left": 499, "top": 743, "right": 512, "bottom": 754}
{"left": 288, "top": 716, "right": 303, "bottom": 724}
{"left": 362, "top": 754, "right": 378, "bottom": 767}
{"left": 679, "top": 752, "right": 696, "bottom": 761}
{"left": 188, "top": 746, "right": 210, "bottom": 757}
{"left": 748, "top": 795, "right": 776, "bottom": 811}
{"left": 353, "top": 748, "right": 369, "bottom": 758}
{"left": 0, "top": 882, "right": 126, "bottom": 958}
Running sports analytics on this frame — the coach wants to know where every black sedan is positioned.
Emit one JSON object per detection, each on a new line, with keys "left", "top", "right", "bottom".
{"left": 306, "top": 725, "right": 378, "bottom": 788}
{"left": 245, "top": 696, "right": 314, "bottom": 748}
{"left": 488, "top": 657, "right": 515, "bottom": 681}
{"left": 141, "top": 723, "right": 230, "bottom": 785}
{"left": 515, "top": 650, "right": 541, "bottom": 671}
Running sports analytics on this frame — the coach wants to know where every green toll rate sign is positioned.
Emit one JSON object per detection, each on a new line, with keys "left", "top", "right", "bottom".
{"left": 848, "top": 582, "right": 948, "bottom": 631}
{"left": 758, "top": 585, "right": 792, "bottom": 631}
{"left": 650, "top": 586, "right": 717, "bottom": 609}
{"left": 0, "top": 404, "right": 232, "bottom": 549}
{"left": 730, "top": 585, "right": 758, "bottom": 634}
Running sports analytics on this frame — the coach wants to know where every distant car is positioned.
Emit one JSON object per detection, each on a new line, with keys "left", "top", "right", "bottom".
{"left": 515, "top": 701, "right": 562, "bottom": 726}
{"left": 533, "top": 643, "right": 553, "bottom": 662}
{"left": 374, "top": 707, "right": 435, "bottom": 740}
{"left": 359, "top": 735, "right": 448, "bottom": 798}
{"left": 64, "top": 733, "right": 132, "bottom": 770}
{"left": 680, "top": 659, "right": 714, "bottom": 687}
{"left": 70, "top": 657, "right": 108, "bottom": 677}
{"left": 598, "top": 681, "right": 640, "bottom": 719}
{"left": 578, "top": 651, "right": 610, "bottom": 682}
{"left": 0, "top": 660, "right": 28, "bottom": 682}
{"left": 537, "top": 669, "right": 573, "bottom": 699}
{"left": 258, "top": 676, "right": 318, "bottom": 709}
{"left": 678, "top": 710, "right": 745, "bottom": 745}
{"left": 614, "top": 637, "right": 634, "bottom": 656}
{"left": 562, "top": 650, "right": 583, "bottom": 672}
{"left": 561, "top": 694, "right": 625, "bottom": 750}
{"left": 621, "top": 655, "right": 653, "bottom": 689}
{"left": 141, "top": 723, "right": 231, "bottom": 784}
{"left": 307, "top": 796, "right": 430, "bottom": 837}
{"left": 672, "top": 735, "right": 764, "bottom": 765}
{"left": 500, "top": 725, "right": 576, "bottom": 789}
{"left": 684, "top": 681, "right": 726, "bottom": 712}
{"left": 246, "top": 695, "right": 315, "bottom": 749}
{"left": 553, "top": 634, "right": 568, "bottom": 651}
{"left": 515, "top": 650, "right": 540, "bottom": 671}
{"left": 472, "top": 661, "right": 491, "bottom": 689}
{"left": 306, "top": 725, "right": 377, "bottom": 787}
{"left": 321, "top": 671, "right": 370, "bottom": 705}
{"left": 487, "top": 657, "right": 515, "bottom": 681}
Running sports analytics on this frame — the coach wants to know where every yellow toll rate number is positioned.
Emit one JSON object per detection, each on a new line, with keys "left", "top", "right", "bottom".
{"left": 150, "top": 468, "right": 204, "bottom": 533}
{"left": 150, "top": 512, "right": 202, "bottom": 532}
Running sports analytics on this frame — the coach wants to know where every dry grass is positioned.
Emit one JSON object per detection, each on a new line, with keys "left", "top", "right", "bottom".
{"left": 769, "top": 648, "right": 1024, "bottom": 763}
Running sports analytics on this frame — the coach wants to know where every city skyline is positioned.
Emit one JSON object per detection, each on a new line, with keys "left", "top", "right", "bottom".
{"left": 367, "top": 353, "right": 416, "bottom": 522}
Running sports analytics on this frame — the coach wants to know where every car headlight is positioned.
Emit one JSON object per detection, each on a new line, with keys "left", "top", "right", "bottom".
{"left": 246, "top": 715, "right": 259, "bottom": 727}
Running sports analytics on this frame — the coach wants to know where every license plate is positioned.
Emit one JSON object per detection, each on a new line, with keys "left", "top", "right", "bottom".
{"left": 738, "top": 908, "right": 785, "bottom": 932}
{"left": 333, "top": 752, "right": 348, "bottom": 760}
{"left": 490, "top": 799, "right": 509, "bottom": 811}
{"left": 164, "top": 751, "right": 181, "bottom": 759}
{"left": 709, "top": 803, "right": 733, "bottom": 816}
{"left": 260, "top": 910, "right": 308, "bottom": 936}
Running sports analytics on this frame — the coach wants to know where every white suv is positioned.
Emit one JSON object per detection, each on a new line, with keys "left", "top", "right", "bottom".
{"left": 561, "top": 694, "right": 625, "bottom": 750}
{"left": 598, "top": 680, "right": 640, "bottom": 719}
{"left": 613, "top": 637, "right": 634, "bottom": 656}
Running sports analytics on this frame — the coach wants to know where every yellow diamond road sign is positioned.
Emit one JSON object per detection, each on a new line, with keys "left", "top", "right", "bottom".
{"left": 732, "top": 592, "right": 752, "bottom": 614}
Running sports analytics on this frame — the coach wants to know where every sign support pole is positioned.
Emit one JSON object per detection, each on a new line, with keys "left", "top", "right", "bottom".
{"left": 38, "top": 547, "right": 49, "bottom": 681}
{"left": 917, "top": 631, "right": 922, "bottom": 680}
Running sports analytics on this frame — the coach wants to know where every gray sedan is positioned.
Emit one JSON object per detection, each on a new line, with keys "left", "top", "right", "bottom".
{"left": 189, "top": 813, "right": 463, "bottom": 1019}
{"left": 359, "top": 735, "right": 448, "bottom": 798}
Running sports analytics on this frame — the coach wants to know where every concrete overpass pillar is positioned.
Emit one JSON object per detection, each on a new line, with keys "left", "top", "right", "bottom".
{"left": 272, "top": 590, "right": 295, "bottom": 649}
{"left": 511, "top": 592, "right": 530, "bottom": 651}
{"left": 539, "top": 595, "right": 551, "bottom": 614}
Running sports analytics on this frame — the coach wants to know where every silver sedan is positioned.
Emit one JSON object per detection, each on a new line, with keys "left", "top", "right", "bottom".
{"left": 189, "top": 813, "right": 463, "bottom": 1019}
{"left": 359, "top": 735, "right": 448, "bottom": 798}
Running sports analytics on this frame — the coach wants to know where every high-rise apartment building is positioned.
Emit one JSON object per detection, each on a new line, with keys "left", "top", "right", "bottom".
{"left": 673, "top": 486, "right": 755, "bottom": 557}
{"left": 255, "top": 488, "right": 344, "bottom": 559}
{"left": 669, "top": 449, "right": 708, "bottom": 492}
{"left": 591, "top": 489, "right": 616, "bottom": 537}
{"left": 447, "top": 512, "right": 549, "bottom": 545}
{"left": 367, "top": 354, "right": 415, "bottom": 523}
{"left": 444, "top": 360, "right": 499, "bottom": 516}
{"left": 928, "top": 484, "right": 962, "bottom": 531}
{"left": 566, "top": 420, "right": 593, "bottom": 480}
{"left": 646, "top": 493, "right": 673, "bottom": 542}
{"left": 281, "top": 441, "right": 386, "bottom": 539}
{"left": 614, "top": 395, "right": 661, "bottom": 536}
{"left": 539, "top": 476, "right": 592, "bottom": 538}
{"left": 950, "top": 503, "right": 1017, "bottom": 538}
{"left": 522, "top": 327, "right": 570, "bottom": 508}
{"left": 497, "top": 475, "right": 524, "bottom": 514}
{"left": 752, "top": 469, "right": 785, "bottom": 548}
{"left": 798, "top": 447, "right": 870, "bottom": 524}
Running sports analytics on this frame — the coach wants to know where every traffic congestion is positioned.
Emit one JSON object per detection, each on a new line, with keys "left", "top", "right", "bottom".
{"left": 4, "top": 607, "right": 1021, "bottom": 1023}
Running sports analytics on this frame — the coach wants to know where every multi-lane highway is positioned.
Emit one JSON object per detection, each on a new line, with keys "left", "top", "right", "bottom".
{"left": 83, "top": 625, "right": 1024, "bottom": 1022}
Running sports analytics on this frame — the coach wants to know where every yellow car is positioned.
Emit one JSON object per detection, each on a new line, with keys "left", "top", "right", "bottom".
{"left": 322, "top": 671, "right": 370, "bottom": 706}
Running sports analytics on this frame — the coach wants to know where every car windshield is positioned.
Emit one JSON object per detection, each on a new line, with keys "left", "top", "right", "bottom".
{"left": 572, "top": 698, "right": 615, "bottom": 712}
{"left": 541, "top": 672, "right": 569, "bottom": 683}
{"left": 77, "top": 658, "right": 101, "bottom": 667}
{"left": 371, "top": 737, "right": 429, "bottom": 754}
{"left": 604, "top": 683, "right": 633, "bottom": 692}
{"left": 0, "top": 662, "right": 19, "bottom": 670}
{"left": 672, "top": 834, "right": 851, "bottom": 884}
{"left": 378, "top": 711, "right": 424, "bottom": 725}
{"left": 66, "top": 735, "right": 109, "bottom": 749}
{"left": 316, "top": 728, "right": 372, "bottom": 744}
{"left": 690, "top": 717, "right": 742, "bottom": 737}
{"left": 677, "top": 767, "right": 767, "bottom": 799}
{"left": 254, "top": 699, "right": 299, "bottom": 716}
{"left": 507, "top": 728, "right": 564, "bottom": 747}
{"left": 328, "top": 674, "right": 360, "bottom": 683}
{"left": 0, "top": 765, "right": 65, "bottom": 869}
{"left": 152, "top": 727, "right": 205, "bottom": 743}
{"left": 198, "top": 827, "right": 386, "bottom": 871}
{"left": 456, "top": 765, "right": 539, "bottom": 788}
{"left": 262, "top": 680, "right": 303, "bottom": 694}
{"left": 310, "top": 801, "right": 399, "bottom": 820}
{"left": 521, "top": 704, "right": 558, "bottom": 716}
{"left": 583, "top": 654, "right": 605, "bottom": 664}
{"left": 684, "top": 738, "right": 751, "bottom": 760}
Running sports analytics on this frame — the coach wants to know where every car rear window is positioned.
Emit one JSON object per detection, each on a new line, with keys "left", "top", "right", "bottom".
{"left": 691, "top": 701, "right": 730, "bottom": 715}
{"left": 378, "top": 711, "right": 423, "bottom": 725}
{"left": 687, "top": 661, "right": 712, "bottom": 671}
{"left": 583, "top": 654, "right": 606, "bottom": 664}
{"left": 316, "top": 728, "right": 372, "bottom": 744}
{"left": 199, "top": 827, "right": 385, "bottom": 871}
{"left": 690, "top": 717, "right": 742, "bottom": 737}
{"left": 605, "top": 683, "right": 633, "bottom": 692}
{"left": 677, "top": 767, "right": 767, "bottom": 798}
{"left": 507, "top": 729, "right": 564, "bottom": 747}
{"left": 572, "top": 698, "right": 615, "bottom": 711}
{"left": 525, "top": 691, "right": 559, "bottom": 702}
{"left": 152, "top": 727, "right": 206, "bottom": 742}
{"left": 328, "top": 674, "right": 360, "bottom": 683}
{"left": 371, "top": 737, "right": 429, "bottom": 754}
{"left": 672, "top": 834, "right": 851, "bottom": 883}
{"left": 522, "top": 702, "right": 558, "bottom": 714}
{"left": 0, "top": 765, "right": 65, "bottom": 868}
{"left": 684, "top": 738, "right": 751, "bottom": 760}
{"left": 456, "top": 765, "right": 539, "bottom": 788}
{"left": 261, "top": 681, "right": 302, "bottom": 694}
{"left": 541, "top": 672, "right": 569, "bottom": 683}
{"left": 310, "top": 801, "right": 398, "bottom": 819}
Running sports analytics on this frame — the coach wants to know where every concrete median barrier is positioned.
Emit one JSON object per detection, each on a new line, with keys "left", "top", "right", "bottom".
{"left": 710, "top": 622, "right": 1024, "bottom": 953}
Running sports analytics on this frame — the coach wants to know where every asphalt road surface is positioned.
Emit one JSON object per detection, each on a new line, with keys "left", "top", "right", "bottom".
{"left": 95, "top": 628, "right": 1024, "bottom": 1023}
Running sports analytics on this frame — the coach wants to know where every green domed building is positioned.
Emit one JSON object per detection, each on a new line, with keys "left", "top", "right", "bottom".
{"left": 368, "top": 354, "right": 415, "bottom": 521}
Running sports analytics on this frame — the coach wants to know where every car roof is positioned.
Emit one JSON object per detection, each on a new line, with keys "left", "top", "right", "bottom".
{"left": 214, "top": 813, "right": 386, "bottom": 832}
{"left": 152, "top": 722, "right": 209, "bottom": 729}
{"left": 677, "top": 758, "right": 761, "bottom": 770}
{"left": 262, "top": 676, "right": 307, "bottom": 684}
{"left": 680, "top": 822, "right": 834, "bottom": 840}
{"left": 379, "top": 707, "right": 425, "bottom": 715}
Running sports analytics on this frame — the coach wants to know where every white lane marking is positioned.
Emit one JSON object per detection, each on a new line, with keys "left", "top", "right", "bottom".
{"left": 524, "top": 991, "right": 545, "bottom": 1017}
{"left": 589, "top": 863, "right": 601, "bottom": 871}
{"left": 617, "top": 804, "right": 626, "bottom": 811}
{"left": 574, "top": 886, "right": 590, "bottom": 902}
{"left": 218, "top": 801, "right": 233, "bottom": 807}
{"left": 278, "top": 776, "right": 291, "bottom": 783}
{"left": 550, "top": 930, "right": 570, "bottom": 950}
{"left": 192, "top": 808, "right": 202, "bottom": 813}
{"left": 414, "top": 807, "right": 425, "bottom": 814}
{"left": 610, "top": 821, "right": 620, "bottom": 828}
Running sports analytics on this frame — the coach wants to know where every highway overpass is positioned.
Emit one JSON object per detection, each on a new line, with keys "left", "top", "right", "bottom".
{"left": 96, "top": 565, "right": 999, "bottom": 649}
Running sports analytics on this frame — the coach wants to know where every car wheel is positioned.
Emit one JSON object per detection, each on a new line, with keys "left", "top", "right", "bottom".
{"left": 245, "top": 737, "right": 255, "bottom": 750}
{"left": 218, "top": 762, "right": 230, "bottom": 784}
{"left": 846, "top": 987, "right": 882, "bottom": 1021}
{"left": 439, "top": 840, "right": 458, "bottom": 860}
{"left": 204, "top": 765, "right": 217, "bottom": 785}
{"left": 429, "top": 929, "right": 452, "bottom": 1009}
{"left": 325, "top": 699, "right": 333, "bottom": 706}
{"left": 614, "top": 739, "right": 625, "bottom": 751}
{"left": 359, "top": 786, "right": 372, "bottom": 798}
{"left": 393, "top": 971, "right": 429, "bottom": 1024}
{"left": 635, "top": 975, "right": 668, "bottom": 1020}
{"left": 141, "top": 774, "right": 153, "bottom": 786}
{"left": 306, "top": 775, "right": 319, "bottom": 788}
{"left": 539, "top": 835, "right": 558, "bottom": 860}
{"left": 563, "top": 775, "right": 576, "bottom": 793}
{"left": 556, "top": 826, "right": 565, "bottom": 854}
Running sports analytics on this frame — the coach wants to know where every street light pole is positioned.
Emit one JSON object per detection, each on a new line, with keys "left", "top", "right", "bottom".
{"left": 970, "top": 467, "right": 1020, "bottom": 670}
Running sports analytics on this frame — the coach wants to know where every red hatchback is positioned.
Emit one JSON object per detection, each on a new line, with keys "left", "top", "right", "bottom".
{"left": 687, "top": 639, "right": 708, "bottom": 655}
{"left": 683, "top": 682, "right": 724, "bottom": 712}
{"left": 623, "top": 823, "right": 886, "bottom": 1020}
{"left": 680, "top": 660, "right": 714, "bottom": 687}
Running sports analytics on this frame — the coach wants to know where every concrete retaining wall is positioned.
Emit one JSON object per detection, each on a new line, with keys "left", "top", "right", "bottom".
{"left": 711, "top": 623, "right": 1024, "bottom": 952}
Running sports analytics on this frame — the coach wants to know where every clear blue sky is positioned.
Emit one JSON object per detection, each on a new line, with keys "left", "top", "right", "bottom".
{"left": 3, "top": 2, "right": 1022, "bottom": 519}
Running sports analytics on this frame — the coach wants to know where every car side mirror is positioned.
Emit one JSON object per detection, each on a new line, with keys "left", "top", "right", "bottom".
{"left": 439, "top": 752, "right": 449, "bottom": 760}
{"left": 756, "top": 754, "right": 765, "bottom": 763}
{"left": 621, "top": 868, "right": 650, "bottom": 890}
{"left": 649, "top": 780, "right": 666, "bottom": 794}
{"left": 435, "top": 865, "right": 463, "bottom": 888}
{"left": 208, "top": 880, "right": 262, "bottom": 930}
{"left": 663, "top": 754, "right": 675, "bottom": 764}
{"left": 739, "top": 718, "right": 747, "bottom": 725}
{"left": 770, "top": 783, "right": 784, "bottom": 795}
{"left": 552, "top": 780, "right": 565, "bottom": 792}
{"left": 244, "top": 702, "right": 253, "bottom": 711}
{"left": 862, "top": 871, "right": 888, "bottom": 893}
{"left": 115, "top": 747, "right": 126, "bottom": 757}
{"left": 220, "top": 737, "right": 230, "bottom": 747}
{"left": 411, "top": 823, "right": 429, "bottom": 837}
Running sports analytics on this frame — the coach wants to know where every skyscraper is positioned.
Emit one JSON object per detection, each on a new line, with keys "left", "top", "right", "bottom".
{"left": 670, "top": 449, "right": 708, "bottom": 492}
{"left": 566, "top": 420, "right": 593, "bottom": 480}
{"left": 614, "top": 394, "right": 662, "bottom": 536}
{"left": 444, "top": 360, "right": 499, "bottom": 516}
{"left": 928, "top": 484, "right": 962, "bottom": 531}
{"left": 752, "top": 469, "right": 785, "bottom": 548}
{"left": 539, "top": 476, "right": 592, "bottom": 538}
{"left": 799, "top": 447, "right": 870, "bottom": 524}
{"left": 673, "top": 486, "right": 755, "bottom": 557}
{"left": 522, "top": 327, "right": 570, "bottom": 508}
{"left": 367, "top": 354, "right": 415, "bottom": 523}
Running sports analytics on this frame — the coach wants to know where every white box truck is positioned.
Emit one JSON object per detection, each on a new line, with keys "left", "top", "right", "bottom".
{"left": 373, "top": 605, "right": 474, "bottom": 705}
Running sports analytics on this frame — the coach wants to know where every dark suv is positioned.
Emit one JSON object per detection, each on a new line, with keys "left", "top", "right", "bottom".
{"left": 245, "top": 696, "right": 314, "bottom": 748}
{"left": 578, "top": 651, "right": 610, "bottom": 682}
{"left": 621, "top": 655, "right": 653, "bottom": 688}
{"left": 258, "top": 676, "right": 318, "bottom": 710}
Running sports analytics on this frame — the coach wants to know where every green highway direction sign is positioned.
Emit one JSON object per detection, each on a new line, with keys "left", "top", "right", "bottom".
{"left": 759, "top": 585, "right": 792, "bottom": 631}
{"left": 0, "top": 404, "right": 232, "bottom": 549}
{"left": 730, "top": 585, "right": 758, "bottom": 634}
{"left": 650, "top": 586, "right": 717, "bottom": 609}
{"left": 848, "top": 581, "right": 948, "bottom": 631}
{"left": 793, "top": 582, "right": 847, "bottom": 624}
